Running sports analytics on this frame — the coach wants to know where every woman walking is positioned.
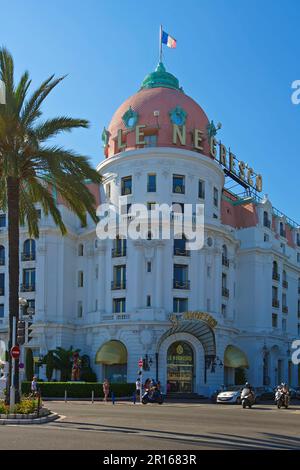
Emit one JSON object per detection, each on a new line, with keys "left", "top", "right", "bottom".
{"left": 103, "top": 378, "right": 110, "bottom": 402}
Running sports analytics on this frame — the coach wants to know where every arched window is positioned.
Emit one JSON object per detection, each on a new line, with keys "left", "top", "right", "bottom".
{"left": 22, "top": 239, "right": 36, "bottom": 261}
{"left": 263, "top": 211, "right": 270, "bottom": 228}
{"left": 0, "top": 246, "right": 5, "bottom": 265}
{"left": 222, "top": 245, "right": 229, "bottom": 267}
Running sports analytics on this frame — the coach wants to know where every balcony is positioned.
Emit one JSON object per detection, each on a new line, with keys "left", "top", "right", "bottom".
{"left": 282, "top": 280, "right": 288, "bottom": 289}
{"left": 112, "top": 248, "right": 126, "bottom": 258}
{"left": 174, "top": 247, "right": 190, "bottom": 257}
{"left": 173, "top": 279, "right": 190, "bottom": 290}
{"left": 272, "top": 272, "right": 280, "bottom": 281}
{"left": 20, "top": 284, "right": 35, "bottom": 292}
{"left": 0, "top": 257, "right": 5, "bottom": 266}
{"left": 282, "top": 306, "right": 288, "bottom": 313}
{"left": 21, "top": 252, "right": 35, "bottom": 261}
{"left": 111, "top": 280, "right": 126, "bottom": 290}
{"left": 272, "top": 299, "right": 280, "bottom": 308}
{"left": 222, "top": 255, "right": 229, "bottom": 267}
{"left": 222, "top": 287, "right": 229, "bottom": 298}
{"left": 0, "top": 287, "right": 4, "bottom": 296}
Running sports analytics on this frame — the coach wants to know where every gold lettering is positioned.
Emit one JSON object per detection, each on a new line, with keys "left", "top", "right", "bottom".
{"left": 256, "top": 174, "right": 263, "bottom": 192}
{"left": 117, "top": 129, "right": 126, "bottom": 150}
{"left": 229, "top": 152, "right": 236, "bottom": 173}
{"left": 135, "top": 125, "right": 146, "bottom": 145}
{"left": 239, "top": 161, "right": 245, "bottom": 180}
{"left": 247, "top": 167, "right": 254, "bottom": 187}
{"left": 194, "top": 129, "right": 203, "bottom": 150}
{"left": 172, "top": 124, "right": 186, "bottom": 145}
{"left": 219, "top": 144, "right": 227, "bottom": 166}
{"left": 210, "top": 137, "right": 217, "bottom": 158}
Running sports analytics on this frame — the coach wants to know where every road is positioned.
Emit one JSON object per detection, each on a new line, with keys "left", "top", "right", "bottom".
{"left": 1, "top": 400, "right": 300, "bottom": 450}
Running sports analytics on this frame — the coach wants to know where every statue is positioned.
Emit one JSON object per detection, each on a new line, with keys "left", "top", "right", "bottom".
{"left": 71, "top": 352, "right": 81, "bottom": 381}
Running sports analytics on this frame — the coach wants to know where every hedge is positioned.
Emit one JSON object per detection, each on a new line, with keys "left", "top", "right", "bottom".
{"left": 21, "top": 381, "right": 135, "bottom": 398}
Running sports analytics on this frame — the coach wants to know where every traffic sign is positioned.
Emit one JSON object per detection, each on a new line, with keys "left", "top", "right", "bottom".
{"left": 138, "top": 358, "right": 143, "bottom": 368}
{"left": 11, "top": 346, "right": 20, "bottom": 359}
{"left": 19, "top": 362, "right": 24, "bottom": 369}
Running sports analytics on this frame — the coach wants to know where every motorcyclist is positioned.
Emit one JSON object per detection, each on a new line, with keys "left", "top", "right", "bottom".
{"left": 241, "top": 382, "right": 255, "bottom": 403}
{"left": 280, "top": 382, "right": 289, "bottom": 406}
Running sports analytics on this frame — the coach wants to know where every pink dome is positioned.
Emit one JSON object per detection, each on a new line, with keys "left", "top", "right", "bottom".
{"left": 104, "top": 65, "right": 211, "bottom": 158}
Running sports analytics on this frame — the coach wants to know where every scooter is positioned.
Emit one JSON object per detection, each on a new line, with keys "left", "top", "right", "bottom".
{"left": 142, "top": 388, "right": 164, "bottom": 405}
{"left": 241, "top": 388, "right": 256, "bottom": 408}
{"left": 275, "top": 389, "right": 289, "bottom": 409}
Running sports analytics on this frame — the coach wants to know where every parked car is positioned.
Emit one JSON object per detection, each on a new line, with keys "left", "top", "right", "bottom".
{"left": 294, "top": 387, "right": 300, "bottom": 400}
{"left": 216, "top": 386, "right": 242, "bottom": 404}
{"left": 254, "top": 386, "right": 275, "bottom": 402}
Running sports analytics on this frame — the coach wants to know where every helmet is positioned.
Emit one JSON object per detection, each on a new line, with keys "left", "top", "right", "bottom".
{"left": 281, "top": 383, "right": 287, "bottom": 387}
{"left": 245, "top": 382, "right": 250, "bottom": 387}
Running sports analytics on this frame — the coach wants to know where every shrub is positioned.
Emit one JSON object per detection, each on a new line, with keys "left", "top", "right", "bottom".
{"left": 0, "top": 400, "right": 8, "bottom": 414}
{"left": 25, "top": 348, "right": 34, "bottom": 382}
{"left": 14, "top": 398, "right": 37, "bottom": 414}
{"left": 21, "top": 381, "right": 135, "bottom": 398}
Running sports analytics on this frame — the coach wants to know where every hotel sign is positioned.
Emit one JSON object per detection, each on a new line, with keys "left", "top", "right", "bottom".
{"left": 169, "top": 311, "right": 218, "bottom": 329}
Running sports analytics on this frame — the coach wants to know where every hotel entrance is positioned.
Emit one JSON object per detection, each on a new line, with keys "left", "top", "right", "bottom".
{"left": 167, "top": 341, "right": 194, "bottom": 393}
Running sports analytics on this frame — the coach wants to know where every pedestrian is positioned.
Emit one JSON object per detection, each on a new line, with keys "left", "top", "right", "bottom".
{"left": 103, "top": 378, "right": 110, "bottom": 402}
{"left": 31, "top": 376, "right": 39, "bottom": 398}
{"left": 135, "top": 377, "right": 141, "bottom": 398}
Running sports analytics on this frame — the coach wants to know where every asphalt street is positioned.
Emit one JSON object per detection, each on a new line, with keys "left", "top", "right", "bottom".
{"left": 1, "top": 400, "right": 300, "bottom": 450}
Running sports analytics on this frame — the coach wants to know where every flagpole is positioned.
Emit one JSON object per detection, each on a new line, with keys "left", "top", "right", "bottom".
{"left": 159, "top": 25, "right": 162, "bottom": 63}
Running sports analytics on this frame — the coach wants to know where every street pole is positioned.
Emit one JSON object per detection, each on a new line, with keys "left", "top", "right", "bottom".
{"left": 9, "top": 316, "right": 16, "bottom": 412}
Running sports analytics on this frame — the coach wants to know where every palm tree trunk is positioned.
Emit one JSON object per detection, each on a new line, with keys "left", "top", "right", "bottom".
{"left": 6, "top": 176, "right": 20, "bottom": 403}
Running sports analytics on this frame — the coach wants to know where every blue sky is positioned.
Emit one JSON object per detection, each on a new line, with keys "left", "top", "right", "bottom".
{"left": 1, "top": 0, "right": 300, "bottom": 222}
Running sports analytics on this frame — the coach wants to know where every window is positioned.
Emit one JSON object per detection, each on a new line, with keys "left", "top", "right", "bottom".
{"left": 282, "top": 293, "right": 287, "bottom": 308}
{"left": 78, "top": 301, "right": 83, "bottom": 318}
{"left": 95, "top": 299, "right": 98, "bottom": 311}
{"left": 213, "top": 187, "right": 219, "bottom": 207}
{"left": 172, "top": 202, "right": 184, "bottom": 214}
{"left": 297, "top": 233, "right": 300, "bottom": 247}
{"left": 263, "top": 211, "right": 271, "bottom": 228}
{"left": 272, "top": 313, "right": 278, "bottom": 328}
{"left": 147, "top": 174, "right": 156, "bottom": 192}
{"left": 173, "top": 175, "right": 185, "bottom": 194}
{"left": 106, "top": 183, "right": 111, "bottom": 199}
{"left": 207, "top": 266, "right": 211, "bottom": 278}
{"left": 297, "top": 253, "right": 300, "bottom": 264}
{"left": 113, "top": 298, "right": 126, "bottom": 313}
{"left": 0, "top": 246, "right": 5, "bottom": 265}
{"left": 221, "top": 304, "right": 227, "bottom": 317}
{"left": 0, "top": 214, "right": 6, "bottom": 228}
{"left": 112, "top": 265, "right": 126, "bottom": 289}
{"left": 22, "top": 239, "right": 36, "bottom": 261}
{"left": 173, "top": 298, "right": 188, "bottom": 313}
{"left": 0, "top": 304, "right": 4, "bottom": 318}
{"left": 264, "top": 233, "right": 269, "bottom": 242}
{"left": 147, "top": 202, "right": 156, "bottom": 211}
{"left": 174, "top": 236, "right": 189, "bottom": 256}
{"left": 222, "top": 273, "right": 227, "bottom": 289}
{"left": 22, "top": 269, "right": 35, "bottom": 291}
{"left": 147, "top": 262, "right": 151, "bottom": 273}
{"left": 272, "top": 261, "right": 279, "bottom": 280}
{"left": 0, "top": 273, "right": 4, "bottom": 295}
{"left": 78, "top": 271, "right": 84, "bottom": 287}
{"left": 147, "top": 295, "right": 151, "bottom": 307}
{"left": 198, "top": 180, "right": 205, "bottom": 199}
{"left": 280, "top": 243, "right": 286, "bottom": 254}
{"left": 95, "top": 265, "right": 99, "bottom": 279}
{"left": 144, "top": 135, "right": 157, "bottom": 147}
{"left": 78, "top": 244, "right": 84, "bottom": 256}
{"left": 222, "top": 245, "right": 229, "bottom": 266}
{"left": 112, "top": 237, "right": 127, "bottom": 257}
{"left": 173, "top": 264, "right": 189, "bottom": 289}
{"left": 121, "top": 176, "right": 132, "bottom": 195}
{"left": 280, "top": 222, "right": 286, "bottom": 238}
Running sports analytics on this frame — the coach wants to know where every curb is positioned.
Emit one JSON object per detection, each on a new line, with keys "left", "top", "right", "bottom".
{"left": 0, "top": 412, "right": 60, "bottom": 425}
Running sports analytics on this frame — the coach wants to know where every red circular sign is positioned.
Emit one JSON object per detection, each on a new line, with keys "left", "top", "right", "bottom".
{"left": 11, "top": 346, "right": 20, "bottom": 359}
{"left": 138, "top": 359, "right": 143, "bottom": 368}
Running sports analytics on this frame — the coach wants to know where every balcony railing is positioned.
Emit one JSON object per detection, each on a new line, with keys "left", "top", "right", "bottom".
{"left": 21, "top": 252, "right": 35, "bottom": 261}
{"left": 272, "top": 272, "right": 280, "bottom": 281}
{"left": 282, "top": 280, "right": 288, "bottom": 289}
{"left": 111, "top": 280, "right": 126, "bottom": 290}
{"left": 282, "top": 306, "right": 288, "bottom": 313}
{"left": 222, "top": 287, "right": 229, "bottom": 298}
{"left": 173, "top": 279, "right": 190, "bottom": 290}
{"left": 173, "top": 185, "right": 185, "bottom": 194}
{"left": 222, "top": 255, "right": 229, "bottom": 267}
{"left": 0, "top": 287, "right": 4, "bottom": 296}
{"left": 0, "top": 257, "right": 5, "bottom": 266}
{"left": 174, "top": 247, "right": 190, "bottom": 257}
{"left": 272, "top": 299, "right": 280, "bottom": 308}
{"left": 112, "top": 248, "right": 126, "bottom": 258}
{"left": 20, "top": 284, "right": 35, "bottom": 292}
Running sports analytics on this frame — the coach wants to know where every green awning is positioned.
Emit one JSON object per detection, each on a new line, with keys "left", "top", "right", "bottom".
{"left": 95, "top": 341, "right": 127, "bottom": 365}
{"left": 224, "top": 345, "right": 249, "bottom": 369}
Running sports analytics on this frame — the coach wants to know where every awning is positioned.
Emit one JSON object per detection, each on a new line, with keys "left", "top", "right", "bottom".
{"left": 224, "top": 345, "right": 249, "bottom": 369}
{"left": 95, "top": 341, "right": 127, "bottom": 365}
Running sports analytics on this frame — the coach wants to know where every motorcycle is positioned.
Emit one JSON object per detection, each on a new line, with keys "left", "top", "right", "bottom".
{"left": 275, "top": 389, "right": 289, "bottom": 409}
{"left": 142, "top": 388, "right": 164, "bottom": 405}
{"left": 241, "top": 388, "right": 255, "bottom": 408}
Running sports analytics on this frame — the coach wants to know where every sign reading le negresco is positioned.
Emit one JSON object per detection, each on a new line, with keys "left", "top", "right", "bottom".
{"left": 115, "top": 121, "right": 263, "bottom": 193}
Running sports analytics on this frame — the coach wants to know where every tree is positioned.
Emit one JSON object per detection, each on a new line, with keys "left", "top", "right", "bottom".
{"left": 43, "top": 351, "right": 55, "bottom": 382}
{"left": 25, "top": 348, "right": 34, "bottom": 382}
{"left": 44, "top": 347, "right": 80, "bottom": 382}
{"left": 0, "top": 48, "right": 101, "bottom": 402}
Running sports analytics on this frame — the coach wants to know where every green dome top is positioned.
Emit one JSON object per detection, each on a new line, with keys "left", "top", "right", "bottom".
{"left": 140, "top": 62, "right": 183, "bottom": 92}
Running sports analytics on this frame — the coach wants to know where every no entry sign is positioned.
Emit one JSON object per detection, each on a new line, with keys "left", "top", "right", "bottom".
{"left": 138, "top": 358, "right": 143, "bottom": 368}
{"left": 10, "top": 346, "right": 20, "bottom": 359}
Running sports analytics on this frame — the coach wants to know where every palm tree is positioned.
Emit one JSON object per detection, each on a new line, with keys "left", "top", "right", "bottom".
{"left": 0, "top": 48, "right": 101, "bottom": 403}
{"left": 43, "top": 347, "right": 79, "bottom": 382}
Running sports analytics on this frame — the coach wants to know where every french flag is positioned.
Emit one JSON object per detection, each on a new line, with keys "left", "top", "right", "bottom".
{"left": 161, "top": 30, "right": 177, "bottom": 49}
